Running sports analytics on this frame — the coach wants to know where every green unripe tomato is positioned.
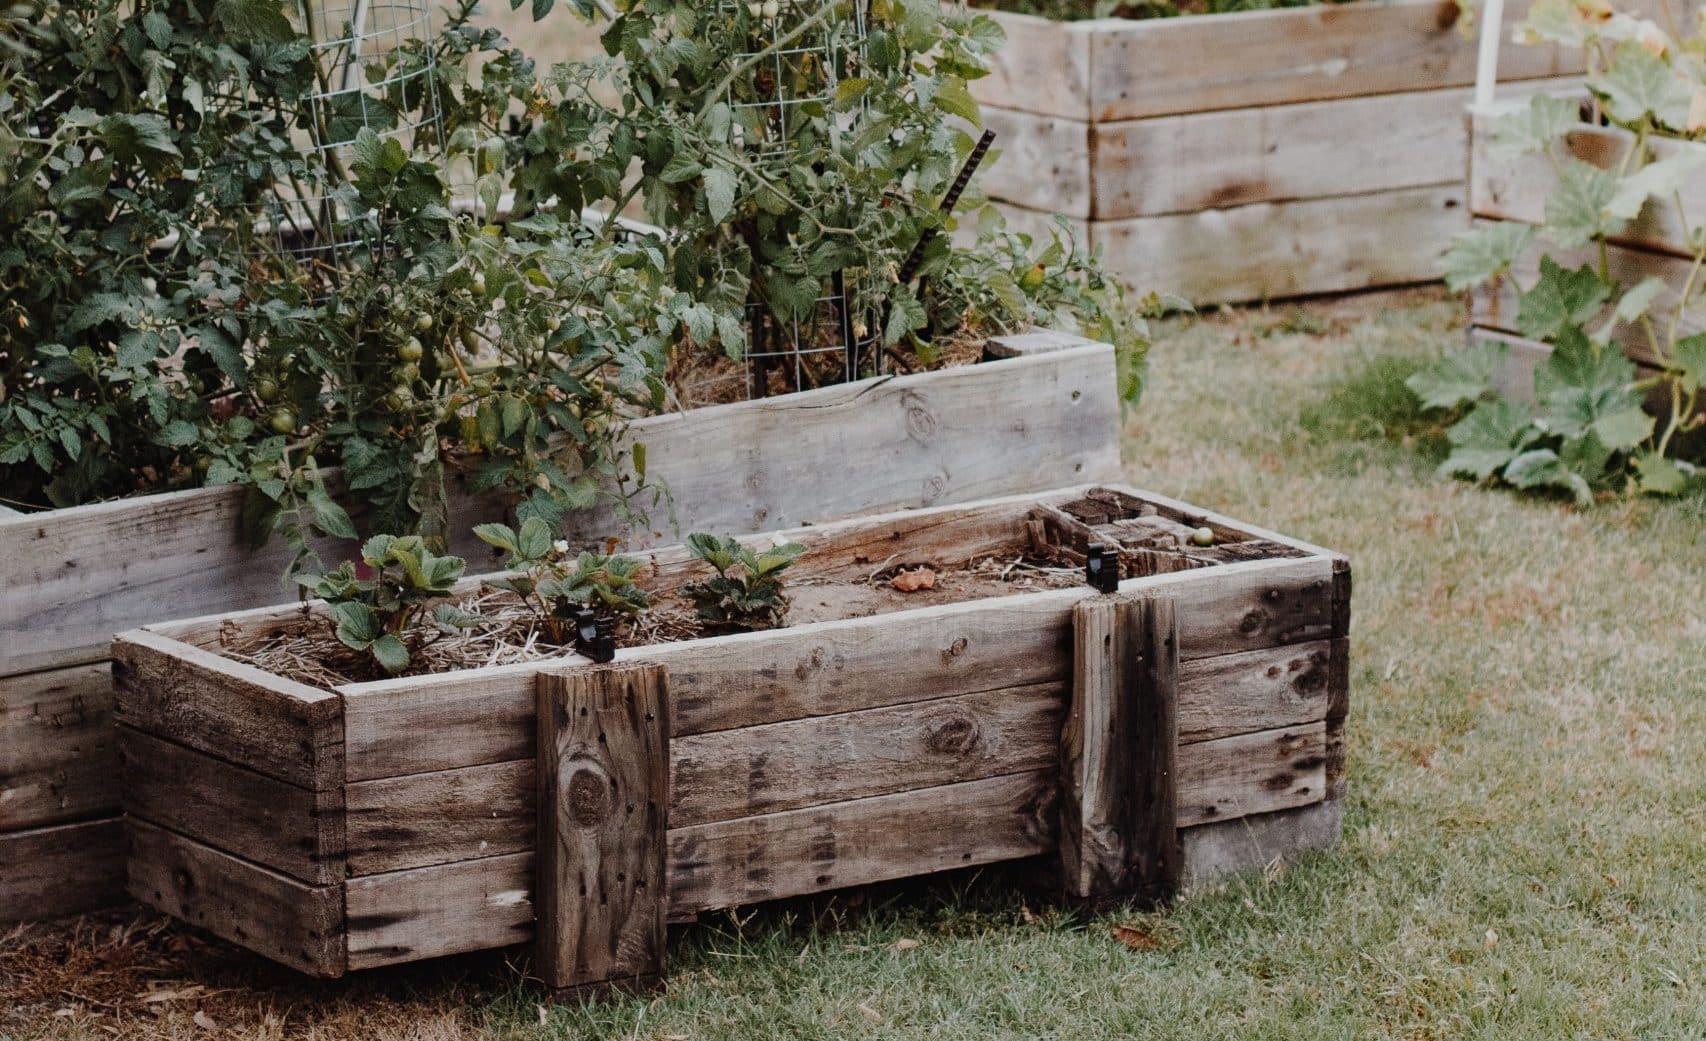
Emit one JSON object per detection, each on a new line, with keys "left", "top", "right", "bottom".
{"left": 1190, "top": 526, "right": 1215, "bottom": 547}
{"left": 254, "top": 378, "right": 280, "bottom": 402}
{"left": 267, "top": 408, "right": 297, "bottom": 435}
{"left": 546, "top": 316, "right": 562, "bottom": 333}
{"left": 397, "top": 362, "right": 420, "bottom": 383}
{"left": 414, "top": 314, "right": 434, "bottom": 332}
{"left": 530, "top": 334, "right": 547, "bottom": 351}
{"left": 397, "top": 337, "right": 424, "bottom": 363}
{"left": 470, "top": 272, "right": 487, "bottom": 296}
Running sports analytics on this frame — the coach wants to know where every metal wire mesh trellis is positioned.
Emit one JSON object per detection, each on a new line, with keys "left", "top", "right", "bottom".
{"left": 676, "top": 0, "right": 882, "bottom": 406}
{"left": 256, "top": 0, "right": 444, "bottom": 264}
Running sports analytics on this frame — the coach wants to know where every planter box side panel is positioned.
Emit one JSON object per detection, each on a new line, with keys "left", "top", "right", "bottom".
{"left": 1179, "top": 800, "right": 1345, "bottom": 889}
{"left": 1, "top": 662, "right": 114, "bottom": 832}
{"left": 0, "top": 817, "right": 125, "bottom": 925}
{"left": 126, "top": 817, "right": 345, "bottom": 978}
{"left": 1091, "top": 185, "right": 1464, "bottom": 304}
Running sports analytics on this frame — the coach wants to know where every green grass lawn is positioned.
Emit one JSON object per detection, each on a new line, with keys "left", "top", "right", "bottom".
{"left": 6, "top": 290, "right": 1703, "bottom": 1040}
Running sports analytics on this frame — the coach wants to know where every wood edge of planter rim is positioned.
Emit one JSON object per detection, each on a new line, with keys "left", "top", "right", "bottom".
{"left": 107, "top": 482, "right": 1350, "bottom": 981}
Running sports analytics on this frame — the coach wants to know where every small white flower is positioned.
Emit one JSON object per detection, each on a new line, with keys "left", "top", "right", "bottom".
{"left": 553, "top": 540, "right": 572, "bottom": 556}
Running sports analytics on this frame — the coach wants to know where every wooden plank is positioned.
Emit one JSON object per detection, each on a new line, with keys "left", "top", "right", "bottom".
{"left": 984, "top": 330, "right": 1101, "bottom": 359}
{"left": 577, "top": 343, "right": 1122, "bottom": 547}
{"left": 340, "top": 555, "right": 1334, "bottom": 781}
{"left": 112, "top": 630, "right": 343, "bottom": 791}
{"left": 535, "top": 664, "right": 669, "bottom": 997}
{"left": 1176, "top": 640, "right": 1333, "bottom": 745}
{"left": 1177, "top": 723, "right": 1327, "bottom": 828}
{"left": 0, "top": 816, "right": 126, "bottom": 924}
{"left": 1470, "top": 103, "right": 1706, "bottom": 261}
{"left": 1059, "top": 594, "right": 1179, "bottom": 905}
{"left": 1092, "top": 185, "right": 1465, "bottom": 304}
{"left": 1080, "top": 0, "right": 1586, "bottom": 122}
{"left": 2, "top": 344, "right": 1119, "bottom": 676}
{"left": 1084, "top": 79, "right": 1576, "bottom": 221}
{"left": 346, "top": 759, "right": 537, "bottom": 876}
{"left": 126, "top": 817, "right": 344, "bottom": 979}
{"left": 671, "top": 682, "right": 1064, "bottom": 828}
{"left": 1, "top": 661, "right": 115, "bottom": 831}
{"left": 348, "top": 769, "right": 1060, "bottom": 967}
{"left": 980, "top": 107, "right": 1093, "bottom": 219}
{"left": 1326, "top": 637, "right": 1350, "bottom": 803}
{"left": 966, "top": 10, "right": 1094, "bottom": 121}
{"left": 118, "top": 726, "right": 344, "bottom": 885}
{"left": 1179, "top": 800, "right": 1343, "bottom": 890}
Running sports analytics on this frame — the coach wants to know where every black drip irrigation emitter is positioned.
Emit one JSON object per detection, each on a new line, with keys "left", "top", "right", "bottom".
{"left": 1085, "top": 541, "right": 1120, "bottom": 594}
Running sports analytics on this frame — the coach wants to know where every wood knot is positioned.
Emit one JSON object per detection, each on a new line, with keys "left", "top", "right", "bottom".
{"left": 565, "top": 768, "right": 611, "bottom": 828}
{"left": 1240, "top": 608, "right": 1268, "bottom": 635}
{"left": 903, "top": 395, "right": 940, "bottom": 443}
{"left": 943, "top": 636, "right": 969, "bottom": 660}
{"left": 923, "top": 708, "right": 982, "bottom": 756}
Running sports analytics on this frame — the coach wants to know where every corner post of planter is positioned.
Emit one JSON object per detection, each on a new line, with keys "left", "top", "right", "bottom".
{"left": 1060, "top": 592, "right": 1180, "bottom": 909}
{"left": 535, "top": 661, "right": 670, "bottom": 1001}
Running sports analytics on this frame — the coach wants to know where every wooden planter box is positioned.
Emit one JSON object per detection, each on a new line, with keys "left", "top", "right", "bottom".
{"left": 1, "top": 334, "right": 1116, "bottom": 924}
{"left": 971, "top": 0, "right": 1588, "bottom": 303}
{"left": 114, "top": 483, "right": 1350, "bottom": 989}
{"left": 1467, "top": 96, "right": 1704, "bottom": 395}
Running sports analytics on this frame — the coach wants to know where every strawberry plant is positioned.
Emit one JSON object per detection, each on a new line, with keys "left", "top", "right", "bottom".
{"left": 683, "top": 532, "right": 806, "bottom": 633}
{"left": 298, "top": 534, "right": 477, "bottom": 675}
{"left": 1419, "top": 0, "right": 1706, "bottom": 502}
{"left": 475, "top": 516, "right": 650, "bottom": 643}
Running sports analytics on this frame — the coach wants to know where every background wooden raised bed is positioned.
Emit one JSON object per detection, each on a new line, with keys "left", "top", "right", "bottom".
{"left": 971, "top": 0, "right": 1589, "bottom": 303}
{"left": 114, "top": 483, "right": 1349, "bottom": 980}
{"left": 1, "top": 336, "right": 1117, "bottom": 924}
{"left": 1466, "top": 97, "right": 1705, "bottom": 396}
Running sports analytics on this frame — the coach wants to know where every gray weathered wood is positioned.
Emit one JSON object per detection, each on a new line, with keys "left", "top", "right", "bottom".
{"left": 126, "top": 817, "right": 344, "bottom": 978}
{"left": 118, "top": 725, "right": 344, "bottom": 885}
{"left": 1, "top": 661, "right": 114, "bottom": 831}
{"left": 0, "top": 816, "right": 125, "bottom": 924}
{"left": 1090, "top": 185, "right": 1465, "bottom": 304}
{"left": 536, "top": 664, "right": 669, "bottom": 998}
{"left": 1180, "top": 800, "right": 1344, "bottom": 891}
{"left": 112, "top": 630, "right": 344, "bottom": 791}
{"left": 1176, "top": 724, "right": 1327, "bottom": 828}
{"left": 1060, "top": 594, "right": 1179, "bottom": 905}
{"left": 1176, "top": 640, "right": 1333, "bottom": 744}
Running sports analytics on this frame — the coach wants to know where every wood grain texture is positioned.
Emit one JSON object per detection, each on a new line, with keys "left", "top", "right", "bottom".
{"left": 1177, "top": 724, "right": 1327, "bottom": 828}
{"left": 126, "top": 818, "right": 344, "bottom": 978}
{"left": 341, "top": 637, "right": 1336, "bottom": 879}
{"left": 1, "top": 661, "right": 115, "bottom": 831}
{"left": 967, "top": 9, "right": 1093, "bottom": 121}
{"left": 980, "top": 107, "right": 1093, "bottom": 219}
{"left": 1176, "top": 640, "right": 1333, "bottom": 744}
{"left": 112, "top": 630, "right": 343, "bottom": 791}
{"left": 1060, "top": 595, "right": 1179, "bottom": 904}
{"left": 340, "top": 554, "right": 1335, "bottom": 781}
{"left": 345, "top": 769, "right": 1061, "bottom": 968}
{"left": 1079, "top": 0, "right": 1583, "bottom": 122}
{"left": 118, "top": 726, "right": 344, "bottom": 885}
{"left": 2, "top": 345, "right": 1118, "bottom": 677}
{"left": 1090, "top": 185, "right": 1465, "bottom": 304}
{"left": 0, "top": 816, "right": 125, "bottom": 924}
{"left": 535, "top": 664, "right": 668, "bottom": 995}
{"left": 1179, "top": 800, "right": 1343, "bottom": 890}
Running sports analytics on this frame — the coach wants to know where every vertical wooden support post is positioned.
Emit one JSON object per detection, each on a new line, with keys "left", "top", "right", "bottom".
{"left": 536, "top": 662, "right": 669, "bottom": 1001}
{"left": 1326, "top": 559, "right": 1352, "bottom": 803}
{"left": 1060, "top": 593, "right": 1180, "bottom": 908}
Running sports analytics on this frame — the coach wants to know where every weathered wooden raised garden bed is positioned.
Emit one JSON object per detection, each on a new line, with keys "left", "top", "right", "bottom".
{"left": 1, "top": 335, "right": 1115, "bottom": 924}
{"left": 114, "top": 482, "right": 1350, "bottom": 990}
{"left": 1467, "top": 95, "right": 1705, "bottom": 397}
{"left": 971, "top": 0, "right": 1588, "bottom": 303}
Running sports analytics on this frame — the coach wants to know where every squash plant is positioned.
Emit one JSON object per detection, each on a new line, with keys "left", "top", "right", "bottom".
{"left": 1419, "top": 0, "right": 1706, "bottom": 503}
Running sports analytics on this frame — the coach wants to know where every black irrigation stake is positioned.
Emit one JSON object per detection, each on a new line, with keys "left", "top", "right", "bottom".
{"left": 1085, "top": 542, "right": 1120, "bottom": 594}
{"left": 896, "top": 128, "right": 996, "bottom": 286}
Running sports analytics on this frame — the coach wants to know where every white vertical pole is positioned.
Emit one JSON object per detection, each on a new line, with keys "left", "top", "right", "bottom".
{"left": 1475, "top": 0, "right": 1508, "bottom": 108}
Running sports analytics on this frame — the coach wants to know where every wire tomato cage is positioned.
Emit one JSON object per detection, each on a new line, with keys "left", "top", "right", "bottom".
{"left": 251, "top": 0, "right": 446, "bottom": 270}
